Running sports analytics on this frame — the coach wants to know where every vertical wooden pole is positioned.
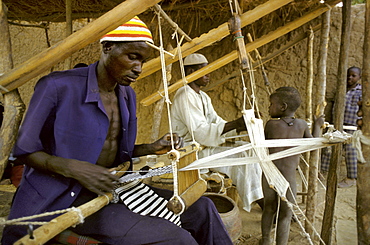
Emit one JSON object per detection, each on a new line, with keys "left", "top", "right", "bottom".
{"left": 306, "top": 9, "right": 331, "bottom": 239}
{"left": 65, "top": 0, "right": 73, "bottom": 70}
{"left": 357, "top": 1, "right": 370, "bottom": 243}
{"left": 302, "top": 27, "right": 314, "bottom": 204}
{"left": 306, "top": 27, "right": 314, "bottom": 125}
{"left": 321, "top": 1, "right": 351, "bottom": 243}
{"left": 0, "top": 1, "right": 25, "bottom": 179}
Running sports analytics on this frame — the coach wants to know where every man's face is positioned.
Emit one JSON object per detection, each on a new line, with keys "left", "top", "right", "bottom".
{"left": 103, "top": 41, "right": 151, "bottom": 86}
{"left": 193, "top": 63, "right": 210, "bottom": 87}
{"left": 347, "top": 68, "right": 361, "bottom": 88}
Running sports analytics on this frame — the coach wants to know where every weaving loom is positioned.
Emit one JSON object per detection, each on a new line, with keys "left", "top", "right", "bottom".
{"left": 8, "top": 2, "right": 353, "bottom": 244}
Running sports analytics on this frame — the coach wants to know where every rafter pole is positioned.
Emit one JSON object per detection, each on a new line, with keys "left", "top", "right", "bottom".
{"left": 139, "top": 0, "right": 294, "bottom": 79}
{"left": 203, "top": 25, "right": 321, "bottom": 92}
{"left": 64, "top": 0, "right": 73, "bottom": 70}
{"left": 141, "top": 1, "right": 341, "bottom": 107}
{"left": 153, "top": 4, "right": 192, "bottom": 42}
{"left": 0, "top": 0, "right": 161, "bottom": 92}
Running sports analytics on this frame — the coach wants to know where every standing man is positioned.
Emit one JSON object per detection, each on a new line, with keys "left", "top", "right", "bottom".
{"left": 2, "top": 17, "right": 232, "bottom": 245}
{"left": 321, "top": 66, "right": 362, "bottom": 188}
{"left": 171, "top": 53, "right": 263, "bottom": 212}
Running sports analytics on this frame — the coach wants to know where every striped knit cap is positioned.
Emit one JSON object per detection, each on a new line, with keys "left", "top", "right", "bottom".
{"left": 100, "top": 16, "right": 153, "bottom": 43}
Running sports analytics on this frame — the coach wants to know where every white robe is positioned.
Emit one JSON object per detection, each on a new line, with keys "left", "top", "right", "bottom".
{"left": 171, "top": 85, "right": 263, "bottom": 212}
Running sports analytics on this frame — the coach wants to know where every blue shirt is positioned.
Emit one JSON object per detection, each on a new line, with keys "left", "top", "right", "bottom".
{"left": 9, "top": 62, "right": 138, "bottom": 220}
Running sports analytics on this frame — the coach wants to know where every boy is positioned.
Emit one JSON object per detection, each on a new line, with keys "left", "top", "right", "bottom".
{"left": 321, "top": 66, "right": 362, "bottom": 188}
{"left": 261, "top": 87, "right": 324, "bottom": 245}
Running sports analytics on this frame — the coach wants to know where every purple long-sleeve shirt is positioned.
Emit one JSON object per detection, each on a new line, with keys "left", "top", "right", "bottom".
{"left": 9, "top": 61, "right": 137, "bottom": 220}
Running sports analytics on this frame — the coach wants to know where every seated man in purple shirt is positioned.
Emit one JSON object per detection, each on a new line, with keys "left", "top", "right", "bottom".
{"left": 2, "top": 16, "right": 233, "bottom": 245}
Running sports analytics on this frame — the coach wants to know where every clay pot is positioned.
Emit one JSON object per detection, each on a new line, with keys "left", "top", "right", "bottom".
{"left": 203, "top": 192, "right": 242, "bottom": 243}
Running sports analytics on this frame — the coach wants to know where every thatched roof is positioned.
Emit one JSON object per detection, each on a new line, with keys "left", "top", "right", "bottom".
{"left": 4, "top": 0, "right": 322, "bottom": 23}
{"left": 1, "top": 0, "right": 340, "bottom": 95}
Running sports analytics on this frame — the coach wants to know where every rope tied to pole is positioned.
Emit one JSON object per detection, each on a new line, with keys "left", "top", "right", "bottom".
{"left": 0, "top": 206, "right": 85, "bottom": 226}
{"left": 352, "top": 130, "right": 370, "bottom": 163}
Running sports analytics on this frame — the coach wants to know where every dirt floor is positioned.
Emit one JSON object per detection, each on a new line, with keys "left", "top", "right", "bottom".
{"left": 234, "top": 176, "right": 357, "bottom": 245}
{"left": 0, "top": 160, "right": 356, "bottom": 244}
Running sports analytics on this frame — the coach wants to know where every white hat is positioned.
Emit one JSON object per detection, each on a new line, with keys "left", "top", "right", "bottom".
{"left": 183, "top": 53, "right": 208, "bottom": 66}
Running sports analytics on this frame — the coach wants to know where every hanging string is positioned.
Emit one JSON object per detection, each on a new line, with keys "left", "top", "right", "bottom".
{"left": 155, "top": 12, "right": 183, "bottom": 213}
{"left": 228, "top": 0, "right": 235, "bottom": 15}
{"left": 239, "top": 69, "right": 248, "bottom": 112}
{"left": 285, "top": 186, "right": 325, "bottom": 245}
{"left": 273, "top": 196, "right": 281, "bottom": 243}
{"left": 156, "top": 11, "right": 175, "bottom": 150}
{"left": 246, "top": 60, "right": 262, "bottom": 118}
{"left": 1, "top": 207, "right": 84, "bottom": 226}
{"left": 173, "top": 31, "right": 197, "bottom": 146}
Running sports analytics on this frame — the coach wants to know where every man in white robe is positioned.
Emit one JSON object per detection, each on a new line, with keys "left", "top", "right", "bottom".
{"left": 170, "top": 53, "right": 263, "bottom": 212}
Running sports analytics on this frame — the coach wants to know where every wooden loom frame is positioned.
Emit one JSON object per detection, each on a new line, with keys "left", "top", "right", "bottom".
{"left": 14, "top": 144, "right": 207, "bottom": 244}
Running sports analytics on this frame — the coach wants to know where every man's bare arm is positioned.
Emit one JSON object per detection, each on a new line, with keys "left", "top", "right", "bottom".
{"left": 18, "top": 151, "right": 118, "bottom": 195}
{"left": 133, "top": 133, "right": 183, "bottom": 157}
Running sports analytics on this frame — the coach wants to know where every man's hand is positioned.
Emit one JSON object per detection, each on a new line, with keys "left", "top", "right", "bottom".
{"left": 66, "top": 160, "right": 119, "bottom": 196}
{"left": 18, "top": 152, "right": 119, "bottom": 196}
{"left": 152, "top": 133, "right": 184, "bottom": 155}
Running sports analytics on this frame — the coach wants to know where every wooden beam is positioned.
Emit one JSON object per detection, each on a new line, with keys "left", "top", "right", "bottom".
{"left": 161, "top": 0, "right": 228, "bottom": 11}
{"left": 305, "top": 10, "right": 331, "bottom": 240}
{"left": 0, "top": 2, "right": 25, "bottom": 180}
{"left": 357, "top": 0, "right": 370, "bottom": 243}
{"left": 140, "top": 2, "right": 339, "bottom": 107}
{"left": 139, "top": 0, "right": 294, "bottom": 80}
{"left": 64, "top": 0, "right": 73, "bottom": 70}
{"left": 203, "top": 25, "right": 321, "bottom": 92}
{"left": 14, "top": 162, "right": 131, "bottom": 245}
{"left": 153, "top": 4, "right": 192, "bottom": 42}
{"left": 0, "top": 0, "right": 161, "bottom": 93}
{"left": 321, "top": 0, "right": 352, "bottom": 243}
{"left": 301, "top": 27, "right": 315, "bottom": 206}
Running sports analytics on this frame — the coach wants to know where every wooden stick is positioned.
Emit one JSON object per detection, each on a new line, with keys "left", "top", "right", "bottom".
{"left": 64, "top": 0, "right": 72, "bottom": 70}
{"left": 146, "top": 41, "right": 175, "bottom": 57}
{"left": 203, "top": 25, "right": 321, "bottom": 93}
{"left": 140, "top": 1, "right": 340, "bottom": 107}
{"left": 0, "top": 0, "right": 161, "bottom": 93}
{"left": 301, "top": 27, "right": 314, "bottom": 205}
{"left": 138, "top": 0, "right": 294, "bottom": 79}
{"left": 357, "top": 1, "right": 370, "bottom": 243}
{"left": 15, "top": 194, "right": 114, "bottom": 245}
{"left": 305, "top": 10, "right": 331, "bottom": 240}
{"left": 228, "top": 14, "right": 249, "bottom": 70}
{"left": 0, "top": 2, "right": 25, "bottom": 180}
{"left": 153, "top": 4, "right": 192, "bottom": 42}
{"left": 321, "top": 1, "right": 352, "bottom": 243}
{"left": 14, "top": 162, "right": 131, "bottom": 245}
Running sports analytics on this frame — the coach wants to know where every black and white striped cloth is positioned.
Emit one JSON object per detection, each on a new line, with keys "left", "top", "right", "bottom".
{"left": 114, "top": 180, "right": 181, "bottom": 226}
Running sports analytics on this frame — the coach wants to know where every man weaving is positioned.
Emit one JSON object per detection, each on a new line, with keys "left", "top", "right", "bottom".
{"left": 2, "top": 17, "right": 232, "bottom": 245}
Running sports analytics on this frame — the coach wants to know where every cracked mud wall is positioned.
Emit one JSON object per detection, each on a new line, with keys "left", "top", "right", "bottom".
{"left": 8, "top": 4, "right": 365, "bottom": 144}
